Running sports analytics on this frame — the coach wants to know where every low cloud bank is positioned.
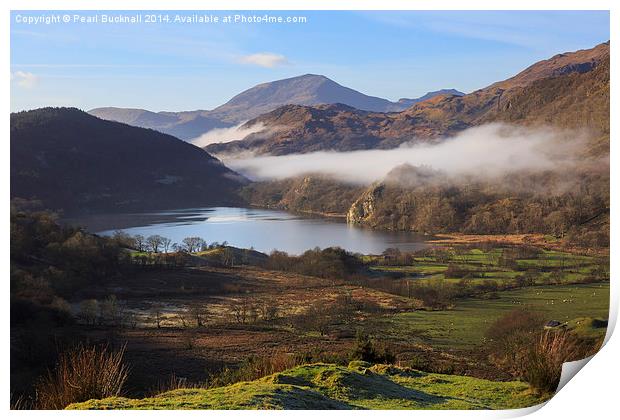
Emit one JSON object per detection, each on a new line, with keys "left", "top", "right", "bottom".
{"left": 222, "top": 124, "right": 590, "bottom": 184}
{"left": 191, "top": 123, "right": 266, "bottom": 148}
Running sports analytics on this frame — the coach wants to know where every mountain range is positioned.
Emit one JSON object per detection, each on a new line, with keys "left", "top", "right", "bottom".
{"left": 206, "top": 42, "right": 609, "bottom": 156}
{"left": 88, "top": 75, "right": 464, "bottom": 140}
{"left": 11, "top": 42, "right": 609, "bottom": 217}
{"left": 11, "top": 108, "right": 247, "bottom": 214}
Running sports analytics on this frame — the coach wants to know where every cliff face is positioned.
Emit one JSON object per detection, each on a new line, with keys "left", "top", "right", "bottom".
{"left": 346, "top": 184, "right": 385, "bottom": 225}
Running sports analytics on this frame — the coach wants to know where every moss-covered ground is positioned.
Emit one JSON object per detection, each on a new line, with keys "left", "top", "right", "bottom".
{"left": 67, "top": 362, "right": 544, "bottom": 410}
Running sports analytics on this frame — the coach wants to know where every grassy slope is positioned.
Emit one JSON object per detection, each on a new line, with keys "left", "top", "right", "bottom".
{"left": 67, "top": 362, "right": 543, "bottom": 410}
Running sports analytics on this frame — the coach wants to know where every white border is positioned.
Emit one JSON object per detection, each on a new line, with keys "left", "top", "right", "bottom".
{"left": 2, "top": 1, "right": 617, "bottom": 419}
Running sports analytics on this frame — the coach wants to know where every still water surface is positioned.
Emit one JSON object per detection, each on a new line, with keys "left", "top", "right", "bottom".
{"left": 71, "top": 207, "right": 429, "bottom": 255}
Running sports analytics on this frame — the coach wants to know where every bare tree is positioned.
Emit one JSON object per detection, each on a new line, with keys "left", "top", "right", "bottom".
{"left": 111, "top": 230, "right": 136, "bottom": 249}
{"left": 230, "top": 297, "right": 251, "bottom": 324}
{"left": 134, "top": 234, "right": 146, "bottom": 252}
{"left": 162, "top": 237, "right": 172, "bottom": 253}
{"left": 181, "top": 237, "right": 206, "bottom": 253}
{"left": 151, "top": 303, "right": 164, "bottom": 329}
{"left": 146, "top": 235, "right": 166, "bottom": 253}
{"left": 188, "top": 303, "right": 208, "bottom": 327}
{"left": 177, "top": 311, "right": 189, "bottom": 329}
{"left": 258, "top": 300, "right": 279, "bottom": 322}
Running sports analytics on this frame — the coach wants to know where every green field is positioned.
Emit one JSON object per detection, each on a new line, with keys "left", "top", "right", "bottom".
{"left": 370, "top": 247, "right": 607, "bottom": 287}
{"left": 371, "top": 283, "right": 609, "bottom": 349}
{"left": 67, "top": 362, "right": 544, "bottom": 410}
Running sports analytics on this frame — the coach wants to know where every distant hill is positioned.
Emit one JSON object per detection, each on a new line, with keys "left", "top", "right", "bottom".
{"left": 395, "top": 89, "right": 464, "bottom": 108}
{"left": 89, "top": 75, "right": 461, "bottom": 140}
{"left": 87, "top": 107, "right": 234, "bottom": 141}
{"left": 205, "top": 101, "right": 468, "bottom": 156}
{"left": 10, "top": 108, "right": 247, "bottom": 215}
{"left": 206, "top": 42, "right": 609, "bottom": 156}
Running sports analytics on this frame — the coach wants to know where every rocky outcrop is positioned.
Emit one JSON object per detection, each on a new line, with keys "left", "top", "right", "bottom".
{"left": 347, "top": 183, "right": 385, "bottom": 225}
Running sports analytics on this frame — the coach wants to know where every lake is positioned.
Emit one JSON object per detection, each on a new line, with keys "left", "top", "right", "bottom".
{"left": 68, "top": 207, "right": 430, "bottom": 255}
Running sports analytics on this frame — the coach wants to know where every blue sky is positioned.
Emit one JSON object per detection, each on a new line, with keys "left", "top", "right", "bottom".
{"left": 10, "top": 10, "right": 610, "bottom": 112}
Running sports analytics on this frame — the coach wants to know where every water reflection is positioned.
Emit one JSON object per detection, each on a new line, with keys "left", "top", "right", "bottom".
{"left": 69, "top": 207, "right": 429, "bottom": 255}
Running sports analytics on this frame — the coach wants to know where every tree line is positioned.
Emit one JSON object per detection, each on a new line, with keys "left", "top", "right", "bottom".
{"left": 111, "top": 231, "right": 218, "bottom": 254}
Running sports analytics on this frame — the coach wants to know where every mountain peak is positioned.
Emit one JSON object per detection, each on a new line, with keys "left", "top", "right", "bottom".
{"left": 207, "top": 73, "right": 396, "bottom": 122}
{"left": 298, "top": 73, "right": 330, "bottom": 80}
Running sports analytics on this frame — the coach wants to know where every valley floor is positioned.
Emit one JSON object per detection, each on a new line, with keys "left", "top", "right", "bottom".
{"left": 11, "top": 233, "right": 609, "bottom": 409}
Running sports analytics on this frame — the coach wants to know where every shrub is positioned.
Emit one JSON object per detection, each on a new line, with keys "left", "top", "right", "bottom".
{"left": 349, "top": 331, "right": 396, "bottom": 364}
{"left": 409, "top": 280, "right": 456, "bottom": 309}
{"left": 265, "top": 247, "right": 363, "bottom": 281}
{"left": 444, "top": 264, "right": 470, "bottom": 278}
{"left": 522, "top": 331, "right": 579, "bottom": 394}
{"left": 295, "top": 301, "right": 332, "bottom": 335}
{"left": 487, "top": 311, "right": 600, "bottom": 394}
{"left": 485, "top": 310, "right": 545, "bottom": 375}
{"left": 78, "top": 299, "right": 99, "bottom": 326}
{"left": 34, "top": 344, "right": 129, "bottom": 409}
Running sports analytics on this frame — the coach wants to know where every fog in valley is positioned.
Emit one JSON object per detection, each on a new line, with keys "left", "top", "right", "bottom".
{"left": 191, "top": 122, "right": 267, "bottom": 147}
{"left": 219, "top": 124, "right": 595, "bottom": 185}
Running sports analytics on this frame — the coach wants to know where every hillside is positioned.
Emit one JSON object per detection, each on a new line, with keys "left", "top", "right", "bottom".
{"left": 480, "top": 50, "right": 610, "bottom": 155}
{"left": 206, "top": 42, "right": 609, "bottom": 156}
{"left": 402, "top": 42, "right": 609, "bottom": 139}
{"left": 88, "top": 107, "right": 232, "bottom": 141}
{"left": 66, "top": 362, "right": 543, "bottom": 410}
{"left": 206, "top": 103, "right": 453, "bottom": 156}
{"left": 243, "top": 162, "right": 609, "bottom": 246}
{"left": 241, "top": 175, "right": 365, "bottom": 217}
{"left": 89, "top": 75, "right": 462, "bottom": 140}
{"left": 10, "top": 108, "right": 247, "bottom": 215}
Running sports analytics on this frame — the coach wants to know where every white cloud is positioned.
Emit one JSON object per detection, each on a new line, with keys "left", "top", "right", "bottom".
{"left": 11, "top": 71, "right": 39, "bottom": 89}
{"left": 238, "top": 52, "right": 288, "bottom": 68}
{"left": 190, "top": 123, "right": 267, "bottom": 148}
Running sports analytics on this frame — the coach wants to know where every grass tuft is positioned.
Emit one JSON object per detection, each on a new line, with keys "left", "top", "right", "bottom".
{"left": 35, "top": 344, "right": 129, "bottom": 409}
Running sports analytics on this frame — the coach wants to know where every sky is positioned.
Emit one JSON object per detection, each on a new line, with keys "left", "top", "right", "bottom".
{"left": 10, "top": 10, "right": 610, "bottom": 112}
